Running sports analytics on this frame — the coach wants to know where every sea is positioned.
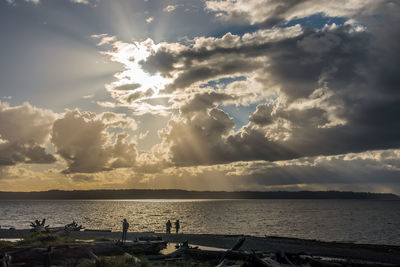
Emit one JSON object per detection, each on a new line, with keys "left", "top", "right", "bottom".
{"left": 1, "top": 199, "right": 399, "bottom": 245}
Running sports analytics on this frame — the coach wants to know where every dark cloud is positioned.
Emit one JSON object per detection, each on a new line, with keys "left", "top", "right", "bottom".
{"left": 158, "top": 1, "right": 400, "bottom": 166}
{"left": 163, "top": 108, "right": 234, "bottom": 166}
{"left": 0, "top": 142, "right": 56, "bottom": 166}
{"left": 140, "top": 27, "right": 301, "bottom": 93}
{"left": 140, "top": 49, "right": 177, "bottom": 76}
{"left": 237, "top": 152, "right": 400, "bottom": 187}
{"left": 126, "top": 89, "right": 154, "bottom": 103}
{"left": 249, "top": 102, "right": 275, "bottom": 126}
{"left": 0, "top": 102, "right": 55, "bottom": 166}
{"left": 127, "top": 149, "right": 400, "bottom": 192}
{"left": 180, "top": 91, "right": 239, "bottom": 114}
{"left": 110, "top": 133, "right": 137, "bottom": 168}
{"left": 52, "top": 110, "right": 137, "bottom": 173}
{"left": 163, "top": 57, "right": 263, "bottom": 92}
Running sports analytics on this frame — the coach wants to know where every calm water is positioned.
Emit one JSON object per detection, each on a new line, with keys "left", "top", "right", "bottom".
{"left": 0, "top": 199, "right": 399, "bottom": 245}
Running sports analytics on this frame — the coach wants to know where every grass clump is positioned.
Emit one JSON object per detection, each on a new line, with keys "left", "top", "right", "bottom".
{"left": 96, "top": 254, "right": 149, "bottom": 267}
{"left": 148, "top": 255, "right": 214, "bottom": 267}
{"left": 0, "top": 240, "right": 13, "bottom": 249}
{"left": 77, "top": 254, "right": 151, "bottom": 267}
{"left": 18, "top": 232, "right": 76, "bottom": 246}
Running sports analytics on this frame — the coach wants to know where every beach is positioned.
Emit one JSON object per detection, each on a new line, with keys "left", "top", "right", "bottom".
{"left": 2, "top": 229, "right": 400, "bottom": 265}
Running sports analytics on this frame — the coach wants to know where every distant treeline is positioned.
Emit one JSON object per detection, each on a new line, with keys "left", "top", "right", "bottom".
{"left": 0, "top": 190, "right": 398, "bottom": 200}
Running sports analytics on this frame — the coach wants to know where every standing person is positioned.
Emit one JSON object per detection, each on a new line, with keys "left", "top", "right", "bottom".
{"left": 166, "top": 220, "right": 172, "bottom": 234}
{"left": 122, "top": 218, "right": 129, "bottom": 244}
{"left": 174, "top": 219, "right": 180, "bottom": 234}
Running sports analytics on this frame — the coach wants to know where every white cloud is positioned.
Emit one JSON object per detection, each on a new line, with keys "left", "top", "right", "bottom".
{"left": 163, "top": 5, "right": 177, "bottom": 12}
{"left": 82, "top": 94, "right": 94, "bottom": 99}
{"left": 205, "top": 0, "right": 385, "bottom": 25}
{"left": 138, "top": 130, "right": 149, "bottom": 140}
{"left": 6, "top": 0, "right": 40, "bottom": 4}
{"left": 146, "top": 16, "right": 154, "bottom": 24}
{"left": 91, "top": 34, "right": 117, "bottom": 46}
{"left": 98, "top": 38, "right": 173, "bottom": 114}
{"left": 71, "top": 0, "right": 89, "bottom": 3}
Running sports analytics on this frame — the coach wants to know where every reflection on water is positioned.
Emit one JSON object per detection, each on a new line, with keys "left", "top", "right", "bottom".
{"left": 1, "top": 199, "right": 399, "bottom": 245}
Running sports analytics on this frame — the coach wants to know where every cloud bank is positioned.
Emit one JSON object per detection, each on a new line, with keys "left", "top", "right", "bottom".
{"left": 0, "top": 102, "right": 55, "bottom": 166}
{"left": 52, "top": 110, "right": 137, "bottom": 173}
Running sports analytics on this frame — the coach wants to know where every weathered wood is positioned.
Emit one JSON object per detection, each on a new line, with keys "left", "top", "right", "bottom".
{"left": 87, "top": 250, "right": 99, "bottom": 263}
{"left": 277, "top": 250, "right": 296, "bottom": 265}
{"left": 123, "top": 252, "right": 142, "bottom": 263}
{"left": 29, "top": 219, "right": 49, "bottom": 233}
{"left": 218, "top": 236, "right": 246, "bottom": 264}
{"left": 185, "top": 248, "right": 249, "bottom": 260}
{"left": 297, "top": 256, "right": 343, "bottom": 267}
{"left": 183, "top": 247, "right": 283, "bottom": 267}
{"left": 231, "top": 237, "right": 246, "bottom": 251}
{"left": 3, "top": 240, "right": 167, "bottom": 264}
{"left": 260, "top": 256, "right": 289, "bottom": 267}
{"left": 47, "top": 227, "right": 65, "bottom": 233}
{"left": 64, "top": 221, "right": 84, "bottom": 232}
{"left": 1, "top": 253, "right": 12, "bottom": 267}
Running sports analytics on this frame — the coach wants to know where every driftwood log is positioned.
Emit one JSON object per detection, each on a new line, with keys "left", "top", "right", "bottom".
{"left": 84, "top": 229, "right": 112, "bottom": 232}
{"left": 144, "top": 237, "right": 281, "bottom": 267}
{"left": 123, "top": 252, "right": 142, "bottom": 263}
{"left": 2, "top": 240, "right": 167, "bottom": 264}
{"left": 217, "top": 237, "right": 246, "bottom": 265}
{"left": 64, "top": 221, "right": 84, "bottom": 232}
{"left": 29, "top": 219, "right": 49, "bottom": 233}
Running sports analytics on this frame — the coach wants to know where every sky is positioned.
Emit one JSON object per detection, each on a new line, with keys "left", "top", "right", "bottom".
{"left": 0, "top": 0, "right": 399, "bottom": 193}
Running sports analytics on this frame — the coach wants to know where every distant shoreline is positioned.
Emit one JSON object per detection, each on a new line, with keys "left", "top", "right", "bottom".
{"left": 0, "top": 189, "right": 398, "bottom": 200}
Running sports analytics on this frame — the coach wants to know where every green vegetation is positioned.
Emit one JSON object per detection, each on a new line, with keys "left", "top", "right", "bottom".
{"left": 77, "top": 255, "right": 214, "bottom": 267}
{"left": 17, "top": 232, "right": 76, "bottom": 246}
{"left": 97, "top": 255, "right": 150, "bottom": 267}
{"left": 0, "top": 240, "right": 12, "bottom": 249}
{"left": 1, "top": 232, "right": 108, "bottom": 248}
{"left": 151, "top": 256, "right": 214, "bottom": 267}
{"left": 3, "top": 233, "right": 215, "bottom": 266}
{"left": 76, "top": 254, "right": 150, "bottom": 267}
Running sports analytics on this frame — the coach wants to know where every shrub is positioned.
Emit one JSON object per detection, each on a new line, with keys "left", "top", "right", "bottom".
{"left": 18, "top": 232, "right": 75, "bottom": 246}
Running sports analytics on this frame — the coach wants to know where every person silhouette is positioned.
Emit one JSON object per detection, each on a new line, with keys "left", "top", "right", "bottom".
{"left": 166, "top": 220, "right": 172, "bottom": 234}
{"left": 122, "top": 218, "right": 129, "bottom": 243}
{"left": 174, "top": 219, "right": 180, "bottom": 234}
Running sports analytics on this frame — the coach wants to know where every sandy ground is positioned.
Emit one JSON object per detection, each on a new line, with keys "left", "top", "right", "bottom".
{"left": 1, "top": 229, "right": 400, "bottom": 264}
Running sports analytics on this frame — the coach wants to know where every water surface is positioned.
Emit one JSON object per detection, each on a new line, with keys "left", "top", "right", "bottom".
{"left": 1, "top": 199, "right": 399, "bottom": 245}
